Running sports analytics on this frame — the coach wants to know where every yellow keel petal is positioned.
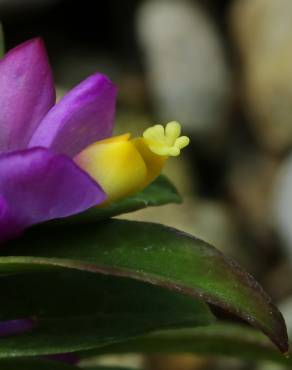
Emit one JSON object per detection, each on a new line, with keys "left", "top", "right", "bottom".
{"left": 75, "top": 121, "right": 189, "bottom": 204}
{"left": 75, "top": 134, "right": 147, "bottom": 203}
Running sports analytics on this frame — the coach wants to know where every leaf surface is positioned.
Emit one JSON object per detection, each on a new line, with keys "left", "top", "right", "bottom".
{"left": 0, "top": 271, "right": 212, "bottom": 357}
{"left": 0, "top": 358, "right": 77, "bottom": 370}
{"left": 0, "top": 219, "right": 287, "bottom": 353}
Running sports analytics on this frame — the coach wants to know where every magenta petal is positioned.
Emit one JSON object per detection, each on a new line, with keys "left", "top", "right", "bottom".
{"left": 0, "top": 38, "right": 55, "bottom": 152}
{"left": 29, "top": 73, "right": 117, "bottom": 157}
{"left": 44, "top": 354, "right": 79, "bottom": 365}
{"left": 0, "top": 318, "right": 35, "bottom": 337}
{"left": 0, "top": 148, "right": 106, "bottom": 243}
{"left": 0, "top": 195, "right": 23, "bottom": 241}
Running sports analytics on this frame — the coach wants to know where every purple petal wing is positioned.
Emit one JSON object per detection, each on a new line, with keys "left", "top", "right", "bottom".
{"left": 0, "top": 38, "right": 55, "bottom": 152}
{"left": 0, "top": 148, "right": 106, "bottom": 243}
{"left": 0, "top": 318, "right": 35, "bottom": 337}
{"left": 29, "top": 73, "right": 117, "bottom": 157}
{"left": 44, "top": 354, "right": 79, "bottom": 365}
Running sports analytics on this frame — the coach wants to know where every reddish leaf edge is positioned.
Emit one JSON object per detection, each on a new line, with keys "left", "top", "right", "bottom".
{"left": 0, "top": 222, "right": 289, "bottom": 354}
{"left": 0, "top": 251, "right": 288, "bottom": 354}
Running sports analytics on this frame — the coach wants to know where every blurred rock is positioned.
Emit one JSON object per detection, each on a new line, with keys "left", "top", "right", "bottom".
{"left": 257, "top": 360, "right": 286, "bottom": 370}
{"left": 227, "top": 150, "right": 279, "bottom": 235}
{"left": 145, "top": 354, "right": 208, "bottom": 370}
{"left": 116, "top": 73, "right": 147, "bottom": 111}
{"left": 273, "top": 153, "right": 292, "bottom": 260}
{"left": 227, "top": 150, "right": 282, "bottom": 273}
{"left": 80, "top": 354, "right": 142, "bottom": 369}
{"left": 146, "top": 355, "right": 246, "bottom": 370}
{"left": 264, "top": 263, "right": 292, "bottom": 301}
{"left": 231, "top": 0, "right": 292, "bottom": 153}
{"left": 136, "top": 0, "right": 231, "bottom": 137}
{"left": 215, "top": 358, "right": 245, "bottom": 370}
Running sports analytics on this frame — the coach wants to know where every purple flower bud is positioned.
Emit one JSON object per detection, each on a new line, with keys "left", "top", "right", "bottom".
{"left": 0, "top": 318, "right": 35, "bottom": 337}
{"left": 0, "top": 38, "right": 117, "bottom": 243}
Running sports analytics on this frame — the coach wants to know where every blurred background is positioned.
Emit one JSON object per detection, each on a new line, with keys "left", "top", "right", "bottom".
{"left": 2, "top": 0, "right": 292, "bottom": 369}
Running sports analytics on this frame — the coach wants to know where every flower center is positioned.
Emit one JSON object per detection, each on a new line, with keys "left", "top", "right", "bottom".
{"left": 142, "top": 121, "right": 190, "bottom": 157}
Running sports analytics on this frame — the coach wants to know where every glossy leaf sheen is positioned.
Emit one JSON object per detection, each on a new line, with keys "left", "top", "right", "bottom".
{"left": 0, "top": 271, "right": 212, "bottom": 357}
{"left": 84, "top": 324, "right": 292, "bottom": 366}
{"left": 1, "top": 219, "right": 288, "bottom": 353}
{"left": 53, "top": 175, "right": 181, "bottom": 225}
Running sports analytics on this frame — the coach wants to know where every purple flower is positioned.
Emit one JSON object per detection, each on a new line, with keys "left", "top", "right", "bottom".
{"left": 0, "top": 38, "right": 117, "bottom": 242}
{"left": 44, "top": 353, "right": 79, "bottom": 365}
{"left": 0, "top": 318, "right": 35, "bottom": 337}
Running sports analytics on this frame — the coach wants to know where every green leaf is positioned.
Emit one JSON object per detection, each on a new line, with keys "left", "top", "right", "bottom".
{"left": 53, "top": 175, "right": 181, "bottom": 225}
{"left": 0, "top": 358, "right": 77, "bottom": 370}
{"left": 1, "top": 219, "right": 288, "bottom": 353}
{"left": 9, "top": 362, "right": 137, "bottom": 370}
{"left": 0, "top": 359, "right": 137, "bottom": 370}
{"left": 0, "top": 271, "right": 212, "bottom": 357}
{"left": 83, "top": 324, "right": 292, "bottom": 367}
{"left": 0, "top": 23, "right": 4, "bottom": 58}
